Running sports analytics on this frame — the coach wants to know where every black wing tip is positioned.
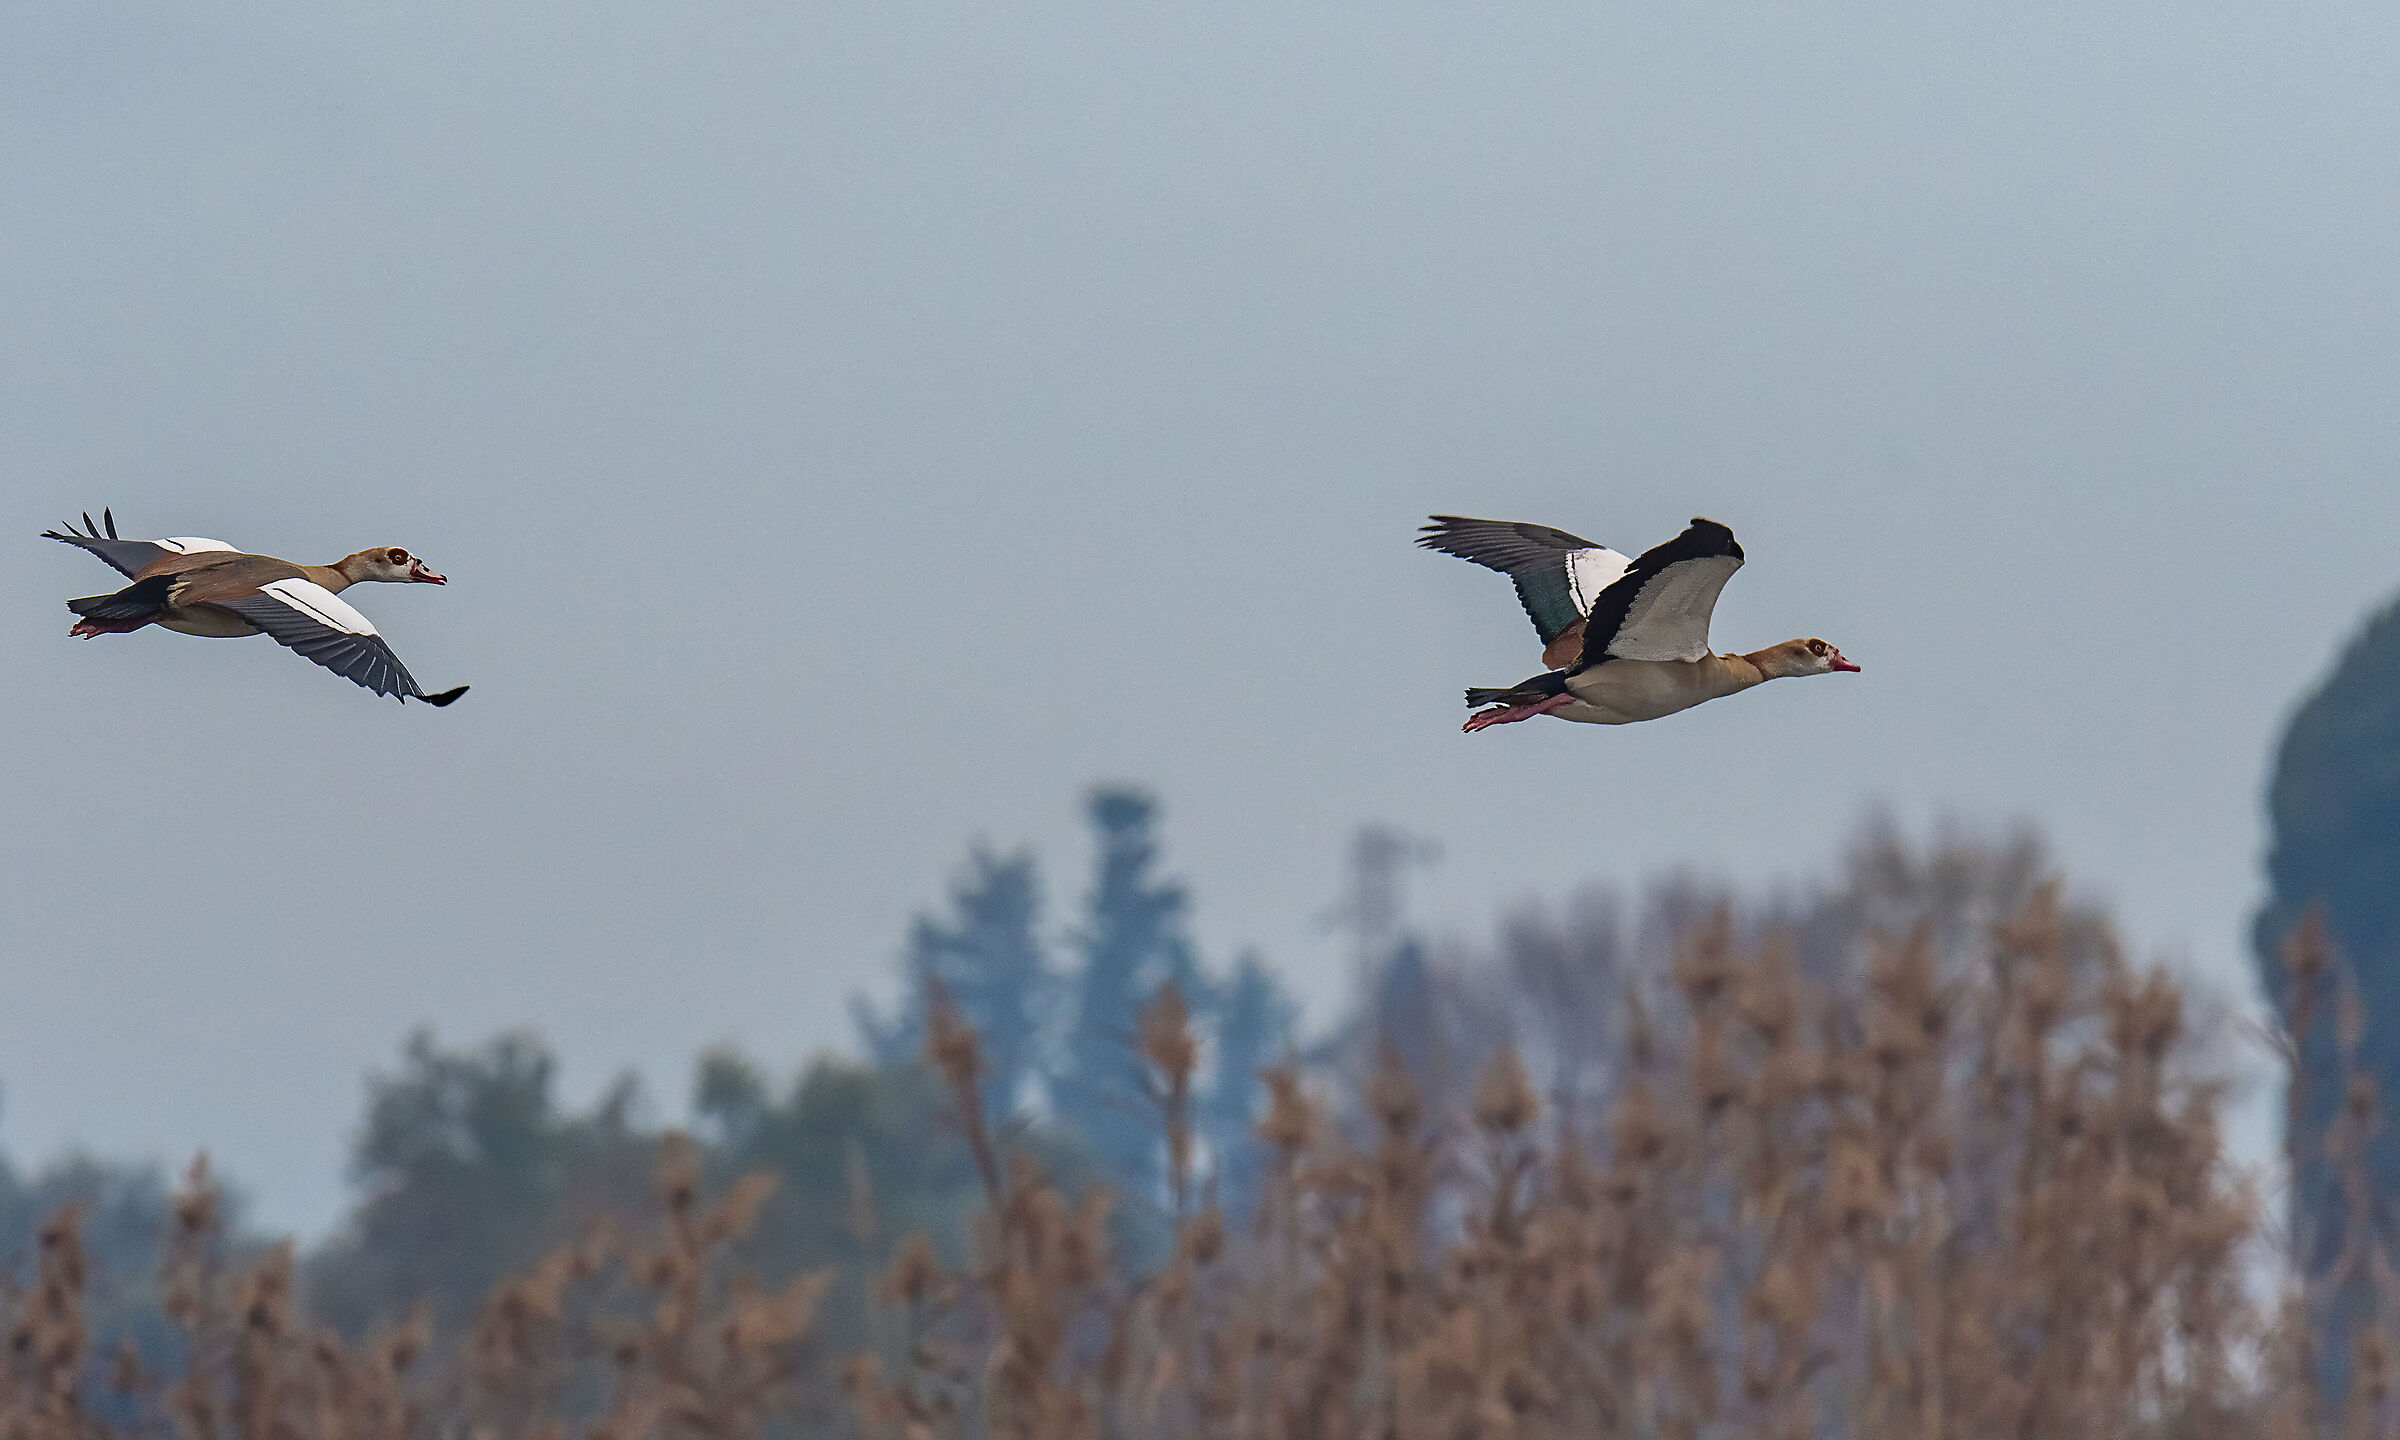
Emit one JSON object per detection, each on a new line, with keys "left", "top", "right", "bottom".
{"left": 1416, "top": 514, "right": 1525, "bottom": 559}
{"left": 417, "top": 685, "right": 470, "bottom": 707}
{"left": 1418, "top": 513, "right": 1507, "bottom": 536}
{"left": 1417, "top": 514, "right": 1475, "bottom": 549}
{"left": 1417, "top": 514, "right": 1606, "bottom": 559}
{"left": 42, "top": 509, "right": 120, "bottom": 543}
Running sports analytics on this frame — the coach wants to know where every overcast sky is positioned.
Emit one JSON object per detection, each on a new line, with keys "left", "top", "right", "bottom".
{"left": 4, "top": 0, "right": 2395, "bottom": 1236}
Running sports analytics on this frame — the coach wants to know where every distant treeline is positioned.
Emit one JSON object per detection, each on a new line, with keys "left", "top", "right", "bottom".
{"left": 0, "top": 791, "right": 2177, "bottom": 1343}
{"left": 0, "top": 776, "right": 2140, "bottom": 1320}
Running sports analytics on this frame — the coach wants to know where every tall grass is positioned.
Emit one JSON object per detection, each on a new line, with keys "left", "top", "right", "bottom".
{"left": 0, "top": 893, "right": 2388, "bottom": 1438}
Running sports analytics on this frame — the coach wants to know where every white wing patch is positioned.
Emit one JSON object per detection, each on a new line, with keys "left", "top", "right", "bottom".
{"left": 1563, "top": 547, "right": 1632, "bottom": 615}
{"left": 1605, "top": 555, "right": 1743, "bottom": 662}
{"left": 260, "top": 577, "right": 379, "bottom": 636}
{"left": 158, "top": 537, "right": 236, "bottom": 554}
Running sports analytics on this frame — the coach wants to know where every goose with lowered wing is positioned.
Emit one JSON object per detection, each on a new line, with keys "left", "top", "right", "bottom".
{"left": 1419, "top": 513, "right": 1855, "bottom": 733}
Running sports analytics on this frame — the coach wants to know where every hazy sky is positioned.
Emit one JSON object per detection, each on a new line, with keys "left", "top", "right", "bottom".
{"left": 4, "top": 0, "right": 2396, "bottom": 1235}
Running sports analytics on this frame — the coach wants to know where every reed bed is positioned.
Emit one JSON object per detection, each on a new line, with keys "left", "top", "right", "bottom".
{"left": 0, "top": 893, "right": 2388, "bottom": 1438}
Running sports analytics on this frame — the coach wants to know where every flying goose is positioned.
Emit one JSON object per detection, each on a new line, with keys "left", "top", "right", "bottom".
{"left": 45, "top": 509, "right": 468, "bottom": 705}
{"left": 1419, "top": 513, "right": 1854, "bottom": 733}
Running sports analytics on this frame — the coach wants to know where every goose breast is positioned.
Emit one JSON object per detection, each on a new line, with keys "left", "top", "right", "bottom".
{"left": 1560, "top": 656, "right": 1756, "bottom": 724}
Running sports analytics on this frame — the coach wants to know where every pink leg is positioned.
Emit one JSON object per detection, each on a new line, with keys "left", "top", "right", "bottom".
{"left": 1463, "top": 692, "right": 1575, "bottom": 733}
{"left": 70, "top": 617, "right": 151, "bottom": 638}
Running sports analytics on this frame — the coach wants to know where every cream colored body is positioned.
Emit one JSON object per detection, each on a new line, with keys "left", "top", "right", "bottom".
{"left": 1557, "top": 653, "right": 1764, "bottom": 725}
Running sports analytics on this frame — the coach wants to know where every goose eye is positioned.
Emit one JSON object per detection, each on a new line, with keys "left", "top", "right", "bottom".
{"left": 388, "top": 548, "right": 409, "bottom": 564}
{"left": 1807, "top": 640, "right": 1826, "bottom": 656}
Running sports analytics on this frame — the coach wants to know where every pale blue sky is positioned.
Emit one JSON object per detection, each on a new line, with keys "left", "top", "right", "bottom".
{"left": 4, "top": 0, "right": 2395, "bottom": 1234}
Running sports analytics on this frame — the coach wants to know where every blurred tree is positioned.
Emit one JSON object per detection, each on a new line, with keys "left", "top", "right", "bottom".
{"left": 1056, "top": 787, "right": 1212, "bottom": 1208}
{"left": 0, "top": 1153, "right": 178, "bottom": 1294}
{"left": 1200, "top": 951, "right": 1297, "bottom": 1217}
{"left": 2255, "top": 592, "right": 2400, "bottom": 1378}
{"left": 854, "top": 846, "right": 1052, "bottom": 1126}
{"left": 0, "top": 1150, "right": 210, "bottom": 1373}
{"left": 1320, "top": 824, "right": 1475, "bottom": 1102}
{"left": 697, "top": 1048, "right": 986, "bottom": 1261}
{"left": 1492, "top": 887, "right": 1626, "bottom": 1112}
{"left": 305, "top": 1030, "right": 652, "bottom": 1332}
{"left": 695, "top": 1048, "right": 989, "bottom": 1348}
{"left": 1370, "top": 937, "right": 1439, "bottom": 1077}
{"left": 307, "top": 1029, "right": 1020, "bottom": 1341}
{"left": 1413, "top": 815, "right": 2130, "bottom": 1167}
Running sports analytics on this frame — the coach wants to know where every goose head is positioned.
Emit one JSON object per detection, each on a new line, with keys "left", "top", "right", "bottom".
{"left": 1752, "top": 637, "right": 1859, "bottom": 678}
{"left": 337, "top": 546, "right": 447, "bottom": 584}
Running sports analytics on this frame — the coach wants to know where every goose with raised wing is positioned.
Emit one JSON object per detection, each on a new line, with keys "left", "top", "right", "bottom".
{"left": 45, "top": 509, "right": 468, "bottom": 705}
{"left": 1419, "top": 513, "right": 1854, "bottom": 733}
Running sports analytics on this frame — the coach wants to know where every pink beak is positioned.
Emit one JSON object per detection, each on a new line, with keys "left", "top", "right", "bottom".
{"left": 1830, "top": 651, "right": 1860, "bottom": 672}
{"left": 411, "top": 562, "right": 448, "bottom": 584}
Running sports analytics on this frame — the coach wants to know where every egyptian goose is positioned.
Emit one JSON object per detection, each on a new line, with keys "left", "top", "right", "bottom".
{"left": 1419, "top": 514, "right": 1854, "bottom": 733}
{"left": 45, "top": 510, "right": 468, "bottom": 705}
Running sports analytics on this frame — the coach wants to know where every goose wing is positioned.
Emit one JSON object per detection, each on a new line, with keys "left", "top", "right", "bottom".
{"left": 43, "top": 509, "right": 237, "bottom": 579}
{"left": 214, "top": 579, "right": 466, "bottom": 705}
{"left": 1579, "top": 518, "right": 1745, "bottom": 665}
{"left": 1417, "top": 515, "right": 1633, "bottom": 647}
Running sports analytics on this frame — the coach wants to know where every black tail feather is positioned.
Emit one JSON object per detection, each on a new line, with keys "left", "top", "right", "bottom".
{"left": 66, "top": 575, "right": 172, "bottom": 621}
{"left": 1464, "top": 671, "right": 1569, "bottom": 709}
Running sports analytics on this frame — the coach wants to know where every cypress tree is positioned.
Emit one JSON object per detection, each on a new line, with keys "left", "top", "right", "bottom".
{"left": 2255, "top": 591, "right": 2400, "bottom": 1384}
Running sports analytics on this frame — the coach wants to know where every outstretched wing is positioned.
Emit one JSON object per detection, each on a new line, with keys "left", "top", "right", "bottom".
{"left": 1417, "top": 515, "right": 1633, "bottom": 647}
{"left": 215, "top": 579, "right": 466, "bottom": 705}
{"left": 1580, "top": 518, "right": 1745, "bottom": 665}
{"left": 43, "top": 509, "right": 236, "bottom": 579}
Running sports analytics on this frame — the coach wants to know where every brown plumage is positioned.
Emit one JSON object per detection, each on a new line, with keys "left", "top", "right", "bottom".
{"left": 46, "top": 510, "right": 466, "bottom": 705}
